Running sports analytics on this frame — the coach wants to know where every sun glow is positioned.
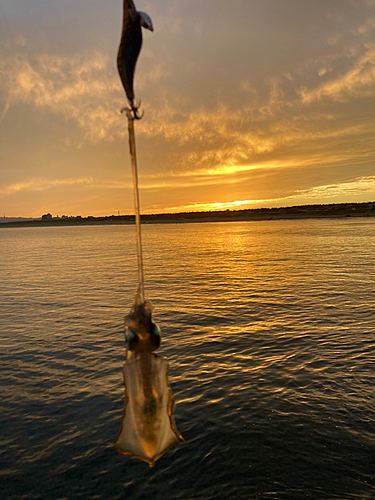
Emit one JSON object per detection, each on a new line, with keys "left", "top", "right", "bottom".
{"left": 165, "top": 198, "right": 281, "bottom": 214}
{"left": 1, "top": 1, "right": 375, "bottom": 217}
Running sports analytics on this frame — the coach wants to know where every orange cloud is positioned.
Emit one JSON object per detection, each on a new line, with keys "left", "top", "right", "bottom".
{"left": 299, "top": 44, "right": 375, "bottom": 103}
{"left": 294, "top": 176, "right": 375, "bottom": 199}
{"left": 163, "top": 176, "right": 375, "bottom": 214}
{"left": 10, "top": 52, "right": 124, "bottom": 142}
{"left": 0, "top": 177, "right": 136, "bottom": 196}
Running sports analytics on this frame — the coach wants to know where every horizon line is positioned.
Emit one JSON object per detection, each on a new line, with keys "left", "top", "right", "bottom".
{"left": 2, "top": 200, "right": 375, "bottom": 220}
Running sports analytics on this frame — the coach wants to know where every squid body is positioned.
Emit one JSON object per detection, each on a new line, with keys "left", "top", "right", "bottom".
{"left": 115, "top": 292, "right": 183, "bottom": 467}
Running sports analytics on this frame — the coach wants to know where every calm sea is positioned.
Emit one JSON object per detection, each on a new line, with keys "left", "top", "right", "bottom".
{"left": 1, "top": 219, "right": 374, "bottom": 500}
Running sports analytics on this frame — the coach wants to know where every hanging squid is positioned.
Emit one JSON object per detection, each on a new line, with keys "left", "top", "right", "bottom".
{"left": 114, "top": 290, "right": 183, "bottom": 467}
{"left": 115, "top": 0, "right": 183, "bottom": 467}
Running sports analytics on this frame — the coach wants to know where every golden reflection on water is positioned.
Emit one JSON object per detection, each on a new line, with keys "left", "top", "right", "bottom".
{"left": 1, "top": 220, "right": 374, "bottom": 498}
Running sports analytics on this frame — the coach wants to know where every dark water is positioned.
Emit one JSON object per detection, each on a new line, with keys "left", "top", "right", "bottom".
{"left": 1, "top": 219, "right": 374, "bottom": 499}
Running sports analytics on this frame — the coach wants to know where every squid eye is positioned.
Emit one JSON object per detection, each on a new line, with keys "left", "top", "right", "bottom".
{"left": 125, "top": 328, "right": 139, "bottom": 351}
{"left": 125, "top": 328, "right": 136, "bottom": 339}
{"left": 152, "top": 323, "right": 161, "bottom": 337}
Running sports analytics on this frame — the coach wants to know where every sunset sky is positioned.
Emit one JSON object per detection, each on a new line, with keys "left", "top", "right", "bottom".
{"left": 1, "top": 0, "right": 375, "bottom": 217}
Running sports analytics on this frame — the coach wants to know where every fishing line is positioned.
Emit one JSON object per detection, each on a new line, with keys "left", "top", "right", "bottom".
{"left": 125, "top": 107, "right": 145, "bottom": 303}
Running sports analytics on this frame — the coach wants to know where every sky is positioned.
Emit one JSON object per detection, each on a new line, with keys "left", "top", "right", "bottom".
{"left": 0, "top": 0, "right": 375, "bottom": 217}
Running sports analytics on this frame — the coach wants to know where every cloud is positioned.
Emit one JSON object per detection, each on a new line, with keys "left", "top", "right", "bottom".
{"left": 299, "top": 44, "right": 375, "bottom": 103}
{"left": 0, "top": 177, "right": 135, "bottom": 195}
{"left": 7, "top": 46, "right": 175, "bottom": 144}
{"left": 137, "top": 90, "right": 373, "bottom": 180}
{"left": 3, "top": 0, "right": 375, "bottom": 218}
{"left": 354, "top": 15, "right": 375, "bottom": 34}
{"left": 7, "top": 22, "right": 375, "bottom": 162}
{"left": 0, "top": 177, "right": 94, "bottom": 195}
{"left": 0, "top": 2, "right": 15, "bottom": 125}
{"left": 163, "top": 176, "right": 375, "bottom": 213}
{"left": 10, "top": 51, "right": 124, "bottom": 142}
{"left": 167, "top": 198, "right": 277, "bottom": 213}
{"left": 294, "top": 176, "right": 375, "bottom": 199}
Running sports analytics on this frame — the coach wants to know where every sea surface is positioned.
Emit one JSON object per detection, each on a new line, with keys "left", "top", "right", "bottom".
{"left": 1, "top": 219, "right": 374, "bottom": 500}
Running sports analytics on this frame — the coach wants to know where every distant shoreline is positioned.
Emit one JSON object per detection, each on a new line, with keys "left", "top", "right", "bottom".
{"left": 1, "top": 202, "right": 374, "bottom": 228}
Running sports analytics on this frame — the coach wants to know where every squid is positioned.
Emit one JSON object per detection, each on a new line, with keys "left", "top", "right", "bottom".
{"left": 114, "top": 291, "right": 183, "bottom": 467}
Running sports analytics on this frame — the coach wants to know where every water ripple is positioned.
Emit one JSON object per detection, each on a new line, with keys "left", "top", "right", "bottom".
{"left": 1, "top": 220, "right": 374, "bottom": 499}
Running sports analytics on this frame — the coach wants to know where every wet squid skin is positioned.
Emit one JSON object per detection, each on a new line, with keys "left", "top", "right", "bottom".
{"left": 117, "top": 0, "right": 153, "bottom": 109}
{"left": 115, "top": 351, "right": 182, "bottom": 467}
{"left": 115, "top": 294, "right": 183, "bottom": 467}
{"left": 124, "top": 298, "right": 161, "bottom": 411}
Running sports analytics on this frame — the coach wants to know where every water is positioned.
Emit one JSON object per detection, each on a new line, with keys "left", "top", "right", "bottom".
{"left": 1, "top": 219, "right": 374, "bottom": 499}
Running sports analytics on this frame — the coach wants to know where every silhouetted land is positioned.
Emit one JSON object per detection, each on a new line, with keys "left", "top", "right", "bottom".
{"left": 1, "top": 202, "right": 374, "bottom": 228}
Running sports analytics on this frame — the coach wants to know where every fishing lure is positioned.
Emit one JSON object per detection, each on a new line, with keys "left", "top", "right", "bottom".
{"left": 115, "top": 0, "right": 183, "bottom": 466}
{"left": 117, "top": 0, "right": 153, "bottom": 119}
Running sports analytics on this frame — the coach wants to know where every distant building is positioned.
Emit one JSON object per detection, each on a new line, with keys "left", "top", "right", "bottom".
{"left": 41, "top": 213, "right": 52, "bottom": 220}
